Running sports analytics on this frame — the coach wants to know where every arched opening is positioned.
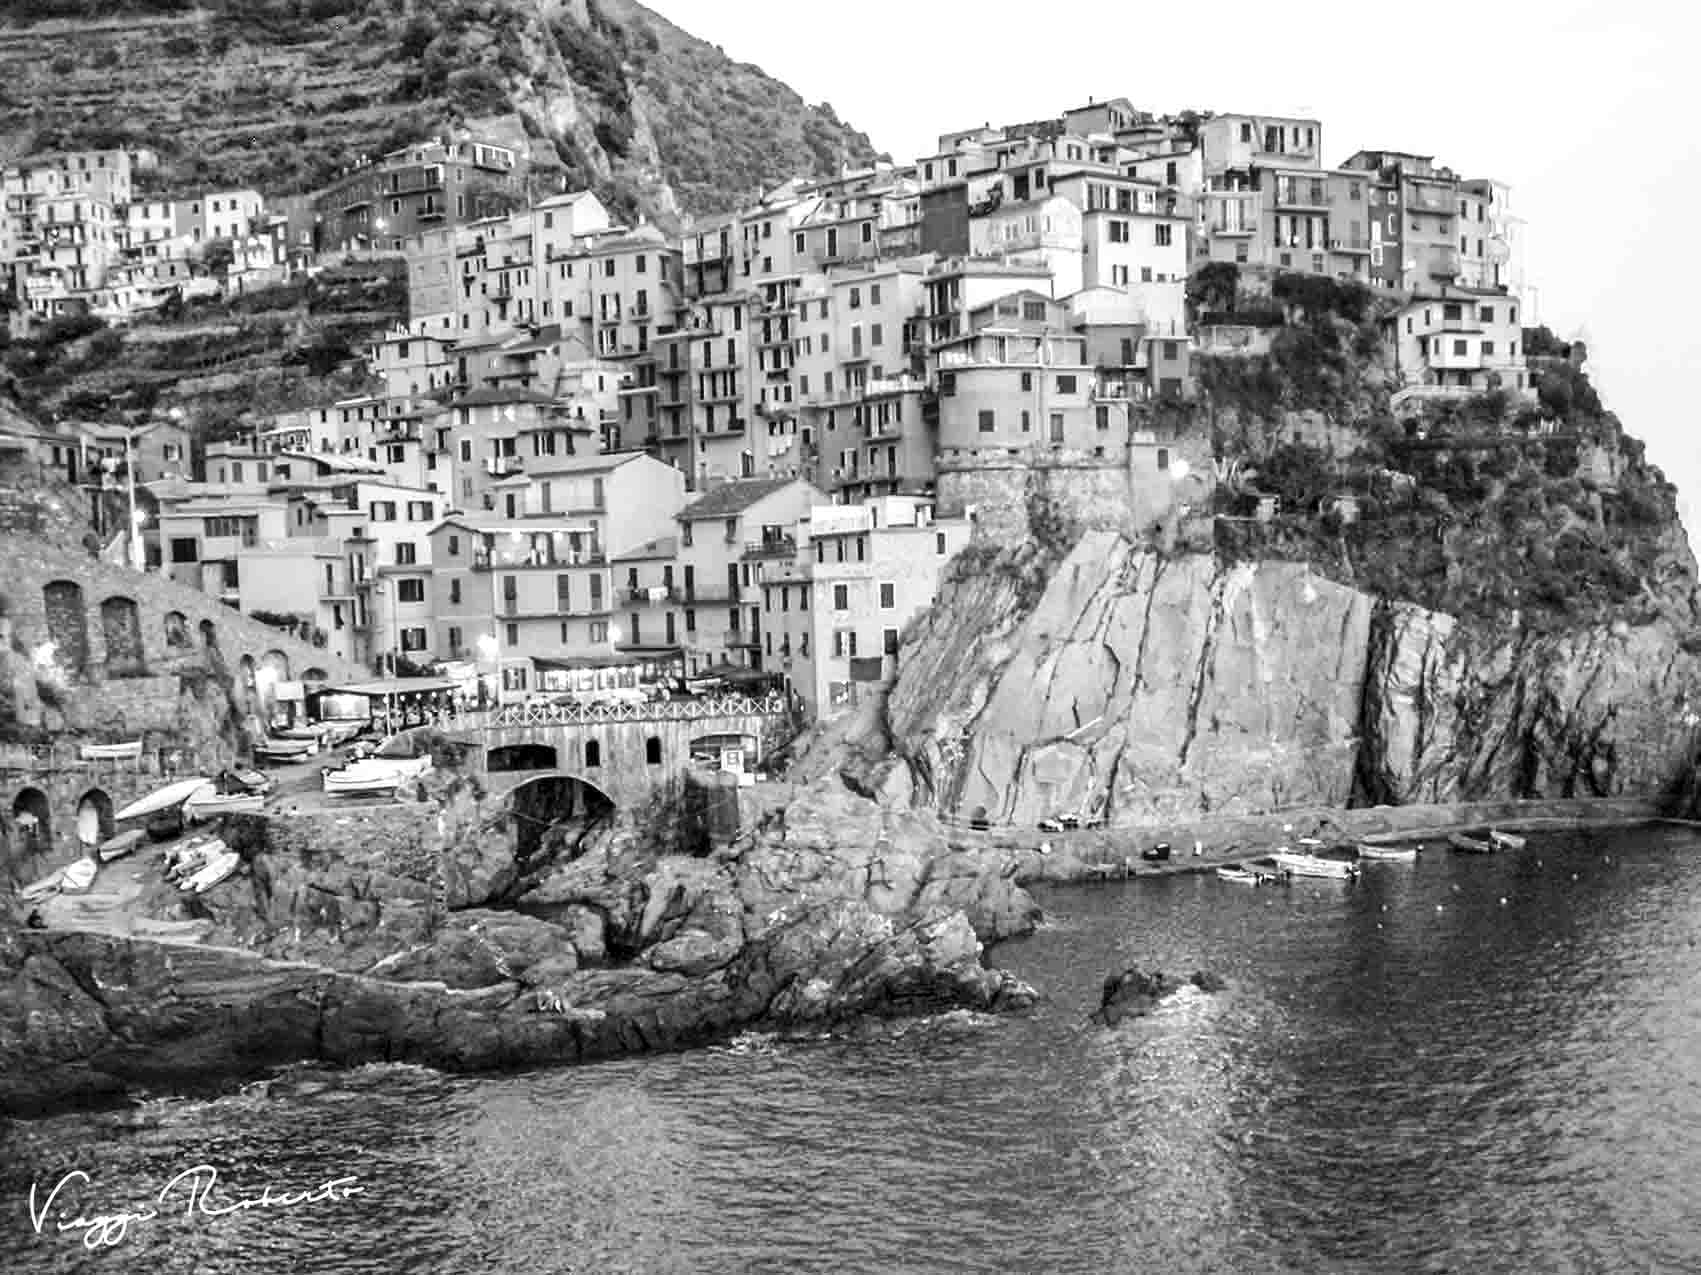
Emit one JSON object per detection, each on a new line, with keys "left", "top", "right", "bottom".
{"left": 486, "top": 743, "right": 559, "bottom": 773}
{"left": 75, "top": 789, "right": 114, "bottom": 847}
{"left": 42, "top": 579, "right": 89, "bottom": 675}
{"left": 261, "top": 649, "right": 291, "bottom": 683}
{"left": 645, "top": 736, "right": 663, "bottom": 766}
{"left": 302, "top": 666, "right": 329, "bottom": 684}
{"left": 11, "top": 788, "right": 51, "bottom": 857}
{"left": 100, "top": 596, "right": 146, "bottom": 677}
{"left": 507, "top": 774, "right": 616, "bottom": 873}
{"left": 236, "top": 653, "right": 258, "bottom": 720}
{"left": 164, "top": 610, "right": 191, "bottom": 649}
{"left": 583, "top": 738, "right": 602, "bottom": 768}
{"left": 199, "top": 619, "right": 218, "bottom": 649}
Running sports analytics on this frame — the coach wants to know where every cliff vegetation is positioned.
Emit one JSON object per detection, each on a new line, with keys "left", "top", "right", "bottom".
{"left": 0, "top": 0, "right": 881, "bottom": 225}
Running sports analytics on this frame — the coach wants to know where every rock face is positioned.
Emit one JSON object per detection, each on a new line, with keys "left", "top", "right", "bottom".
{"left": 888, "top": 534, "right": 1701, "bottom": 825}
{"left": 0, "top": 776, "right": 1038, "bottom": 1114}
{"left": 1094, "top": 967, "right": 1226, "bottom": 1027}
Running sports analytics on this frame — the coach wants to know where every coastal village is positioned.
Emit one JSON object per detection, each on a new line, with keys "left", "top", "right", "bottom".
{"left": 0, "top": 99, "right": 1545, "bottom": 728}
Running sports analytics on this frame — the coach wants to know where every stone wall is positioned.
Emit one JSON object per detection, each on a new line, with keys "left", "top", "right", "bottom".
{"left": 1, "top": 531, "right": 359, "bottom": 693}
{"left": 0, "top": 757, "right": 191, "bottom": 889}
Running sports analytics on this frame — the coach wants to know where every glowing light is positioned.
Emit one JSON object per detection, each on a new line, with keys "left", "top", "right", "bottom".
{"left": 476, "top": 634, "right": 499, "bottom": 660}
{"left": 608, "top": 624, "right": 622, "bottom": 646}
{"left": 30, "top": 641, "right": 58, "bottom": 673}
{"left": 254, "top": 666, "right": 278, "bottom": 695}
{"left": 1170, "top": 459, "right": 1191, "bottom": 481}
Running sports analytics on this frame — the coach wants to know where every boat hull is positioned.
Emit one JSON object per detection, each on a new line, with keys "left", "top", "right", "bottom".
{"left": 187, "top": 851, "right": 242, "bottom": 894}
{"left": 185, "top": 794, "right": 265, "bottom": 822}
{"left": 1356, "top": 844, "right": 1419, "bottom": 861}
{"left": 80, "top": 741, "right": 143, "bottom": 761}
{"left": 1489, "top": 830, "right": 1527, "bottom": 850}
{"left": 114, "top": 777, "right": 213, "bottom": 822}
{"left": 1448, "top": 834, "right": 1496, "bottom": 854}
{"left": 1271, "top": 852, "right": 1360, "bottom": 880}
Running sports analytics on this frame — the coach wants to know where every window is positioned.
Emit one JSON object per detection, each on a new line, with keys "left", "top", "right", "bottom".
{"left": 1157, "top": 448, "right": 1170, "bottom": 471}
{"left": 1480, "top": 306, "right": 1496, "bottom": 324}
{"left": 1453, "top": 340, "right": 1468, "bottom": 356}
{"left": 645, "top": 736, "right": 663, "bottom": 766}
{"left": 395, "top": 542, "right": 417, "bottom": 565}
{"left": 1021, "top": 371, "right": 1034, "bottom": 392}
{"left": 879, "top": 582, "right": 895, "bottom": 609}
{"left": 978, "top": 409, "right": 996, "bottom": 433}
{"left": 1022, "top": 301, "right": 1046, "bottom": 322}
{"left": 584, "top": 739, "right": 602, "bottom": 768}
{"left": 1154, "top": 224, "right": 1172, "bottom": 246}
{"left": 1021, "top": 410, "right": 1031, "bottom": 432}
{"left": 505, "top": 623, "right": 519, "bottom": 646}
{"left": 1109, "top": 220, "right": 1129, "bottom": 243}
{"left": 1055, "top": 375, "right": 1077, "bottom": 394}
{"left": 590, "top": 621, "right": 607, "bottom": 643}
{"left": 939, "top": 372, "right": 956, "bottom": 396}
{"left": 833, "top": 584, "right": 849, "bottom": 610}
{"left": 884, "top": 628, "right": 900, "bottom": 656}
{"left": 448, "top": 625, "right": 463, "bottom": 651}
{"left": 170, "top": 537, "right": 198, "bottom": 563}
{"left": 401, "top": 627, "right": 428, "bottom": 652}
{"left": 1483, "top": 340, "right": 1496, "bottom": 356}
{"left": 450, "top": 579, "right": 462, "bottom": 605}
{"left": 397, "top": 578, "right": 426, "bottom": 603}
{"left": 407, "top": 500, "right": 433, "bottom": 521}
{"left": 1096, "top": 405, "right": 1110, "bottom": 430}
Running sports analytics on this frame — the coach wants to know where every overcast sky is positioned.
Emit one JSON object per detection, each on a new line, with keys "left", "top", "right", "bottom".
{"left": 642, "top": 0, "right": 1700, "bottom": 545}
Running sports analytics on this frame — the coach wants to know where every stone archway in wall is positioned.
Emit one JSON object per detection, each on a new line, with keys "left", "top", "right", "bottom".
{"left": 303, "top": 667, "right": 329, "bottom": 685}
{"left": 42, "top": 580, "right": 88, "bottom": 676}
{"left": 487, "top": 743, "right": 559, "bottom": 773}
{"left": 164, "top": 611, "right": 192, "bottom": 651}
{"left": 100, "top": 596, "right": 146, "bottom": 677}
{"left": 259, "top": 650, "right": 291, "bottom": 720}
{"left": 503, "top": 771, "right": 616, "bottom": 866}
{"left": 76, "top": 789, "right": 114, "bottom": 848}
{"left": 236, "top": 653, "right": 258, "bottom": 716}
{"left": 10, "top": 787, "right": 51, "bottom": 863}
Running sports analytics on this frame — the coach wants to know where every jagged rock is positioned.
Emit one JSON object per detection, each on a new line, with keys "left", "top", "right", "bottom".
{"left": 644, "top": 930, "right": 742, "bottom": 977}
{"left": 1190, "top": 970, "right": 1228, "bottom": 994}
{"left": 890, "top": 537, "right": 1701, "bottom": 824}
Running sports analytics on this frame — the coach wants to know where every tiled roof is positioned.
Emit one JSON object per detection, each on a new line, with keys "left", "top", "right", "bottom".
{"left": 677, "top": 478, "right": 797, "bottom": 521}
{"left": 452, "top": 387, "right": 557, "bottom": 408}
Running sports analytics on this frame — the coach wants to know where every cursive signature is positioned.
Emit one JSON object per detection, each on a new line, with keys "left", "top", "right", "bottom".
{"left": 29, "top": 1165, "right": 364, "bottom": 1251}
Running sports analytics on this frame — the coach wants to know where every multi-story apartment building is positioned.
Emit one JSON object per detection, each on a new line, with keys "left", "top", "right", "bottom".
{"left": 427, "top": 451, "right": 684, "bottom": 688}
{"left": 673, "top": 477, "right": 826, "bottom": 674}
{"left": 439, "top": 386, "right": 602, "bottom": 516}
{"left": 1386, "top": 288, "right": 1530, "bottom": 404}
{"left": 757, "top": 496, "right": 970, "bottom": 719}
{"left": 932, "top": 315, "right": 1100, "bottom": 460}
{"left": 1340, "top": 150, "right": 1471, "bottom": 293}
{"left": 1197, "top": 113, "right": 1324, "bottom": 176}
{"left": 923, "top": 259, "right": 1056, "bottom": 347}
{"left": 312, "top": 127, "right": 529, "bottom": 254}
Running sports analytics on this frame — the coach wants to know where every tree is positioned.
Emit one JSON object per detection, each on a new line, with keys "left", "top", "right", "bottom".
{"left": 1188, "top": 261, "right": 1240, "bottom": 320}
{"left": 201, "top": 237, "right": 236, "bottom": 278}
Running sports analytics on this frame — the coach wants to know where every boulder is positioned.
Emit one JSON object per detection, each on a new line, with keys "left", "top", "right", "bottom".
{"left": 1093, "top": 965, "right": 1225, "bottom": 1026}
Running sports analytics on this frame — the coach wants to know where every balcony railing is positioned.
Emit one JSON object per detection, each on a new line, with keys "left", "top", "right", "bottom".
{"left": 620, "top": 586, "right": 679, "bottom": 606}
{"left": 742, "top": 536, "right": 797, "bottom": 559}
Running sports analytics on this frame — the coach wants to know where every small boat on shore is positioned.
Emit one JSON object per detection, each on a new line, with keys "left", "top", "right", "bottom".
{"left": 255, "top": 736, "right": 318, "bottom": 763}
{"left": 98, "top": 829, "right": 146, "bottom": 862}
{"left": 1271, "top": 850, "right": 1360, "bottom": 881}
{"left": 1489, "top": 829, "right": 1527, "bottom": 850}
{"left": 60, "top": 858, "right": 97, "bottom": 894}
{"left": 114, "top": 776, "right": 213, "bottom": 823}
{"left": 165, "top": 837, "right": 223, "bottom": 885}
{"left": 1448, "top": 833, "right": 1497, "bottom": 854}
{"left": 184, "top": 790, "right": 265, "bottom": 822}
{"left": 19, "top": 867, "right": 65, "bottom": 904}
{"left": 80, "top": 740, "right": 143, "bottom": 762}
{"left": 1356, "top": 843, "right": 1419, "bottom": 861}
{"left": 186, "top": 849, "right": 242, "bottom": 894}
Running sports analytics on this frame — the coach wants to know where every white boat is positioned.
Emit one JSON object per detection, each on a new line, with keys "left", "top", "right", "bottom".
{"left": 98, "top": 829, "right": 146, "bottom": 862}
{"left": 187, "top": 850, "right": 242, "bottom": 894}
{"left": 80, "top": 740, "right": 143, "bottom": 761}
{"left": 1271, "top": 850, "right": 1360, "bottom": 880}
{"left": 60, "top": 859, "right": 98, "bottom": 893}
{"left": 1489, "top": 829, "right": 1527, "bottom": 850}
{"left": 1217, "top": 865, "right": 1268, "bottom": 885}
{"left": 19, "top": 867, "right": 65, "bottom": 903}
{"left": 114, "top": 776, "right": 213, "bottom": 822}
{"left": 183, "top": 784, "right": 265, "bottom": 822}
{"left": 255, "top": 736, "right": 317, "bottom": 762}
{"left": 1356, "top": 843, "right": 1419, "bottom": 861}
{"left": 1448, "top": 833, "right": 1497, "bottom": 855}
{"left": 322, "top": 734, "right": 433, "bottom": 797}
{"left": 165, "top": 837, "right": 223, "bottom": 884}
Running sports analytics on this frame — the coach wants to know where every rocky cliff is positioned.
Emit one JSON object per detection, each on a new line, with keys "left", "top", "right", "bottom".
{"left": 886, "top": 532, "right": 1701, "bottom": 827}
{"left": 0, "top": 0, "right": 880, "bottom": 225}
{"left": 0, "top": 773, "right": 1037, "bottom": 1114}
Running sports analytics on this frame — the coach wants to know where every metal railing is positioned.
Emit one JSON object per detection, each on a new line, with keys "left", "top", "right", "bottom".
{"left": 462, "top": 693, "right": 789, "bottom": 729}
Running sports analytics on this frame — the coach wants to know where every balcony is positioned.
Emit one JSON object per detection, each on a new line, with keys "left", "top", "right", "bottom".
{"left": 1328, "top": 237, "right": 1370, "bottom": 254}
{"left": 723, "top": 630, "right": 760, "bottom": 649}
{"left": 741, "top": 535, "right": 796, "bottom": 560}
{"left": 620, "top": 586, "right": 679, "bottom": 606}
{"left": 1407, "top": 188, "right": 1453, "bottom": 213}
{"left": 683, "top": 584, "right": 738, "bottom": 604}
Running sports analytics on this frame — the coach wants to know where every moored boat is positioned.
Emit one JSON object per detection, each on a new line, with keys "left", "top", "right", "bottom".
{"left": 1448, "top": 833, "right": 1497, "bottom": 854}
{"left": 1271, "top": 850, "right": 1361, "bottom": 880}
{"left": 114, "top": 776, "right": 214, "bottom": 823}
{"left": 1217, "top": 865, "right": 1267, "bottom": 885}
{"left": 80, "top": 740, "right": 143, "bottom": 762}
{"left": 1356, "top": 843, "right": 1419, "bottom": 861}
{"left": 254, "top": 736, "right": 317, "bottom": 762}
{"left": 1489, "top": 829, "right": 1527, "bottom": 850}
{"left": 322, "top": 733, "right": 433, "bottom": 797}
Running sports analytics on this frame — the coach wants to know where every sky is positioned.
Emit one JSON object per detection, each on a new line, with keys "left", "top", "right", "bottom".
{"left": 642, "top": 0, "right": 1701, "bottom": 547}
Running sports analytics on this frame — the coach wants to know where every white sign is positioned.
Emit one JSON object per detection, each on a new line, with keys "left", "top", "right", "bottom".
{"left": 719, "top": 747, "right": 745, "bottom": 774}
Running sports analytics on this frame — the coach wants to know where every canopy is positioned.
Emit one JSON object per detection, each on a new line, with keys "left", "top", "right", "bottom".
{"left": 321, "top": 678, "right": 460, "bottom": 698}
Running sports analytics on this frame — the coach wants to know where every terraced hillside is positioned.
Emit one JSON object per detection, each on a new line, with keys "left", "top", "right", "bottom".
{"left": 0, "top": 0, "right": 882, "bottom": 225}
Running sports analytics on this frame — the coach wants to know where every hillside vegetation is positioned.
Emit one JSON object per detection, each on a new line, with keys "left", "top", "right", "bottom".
{"left": 1186, "top": 267, "right": 1698, "bottom": 633}
{"left": 0, "top": 0, "right": 881, "bottom": 225}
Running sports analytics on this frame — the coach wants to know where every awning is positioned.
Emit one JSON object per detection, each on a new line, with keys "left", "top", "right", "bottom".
{"left": 536, "top": 648, "right": 680, "bottom": 671}
{"left": 320, "top": 678, "right": 460, "bottom": 698}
